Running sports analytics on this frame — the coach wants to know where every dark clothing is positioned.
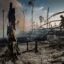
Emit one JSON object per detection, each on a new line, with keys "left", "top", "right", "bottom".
{"left": 7, "top": 25, "right": 13, "bottom": 35}
{"left": 7, "top": 25, "right": 16, "bottom": 42}
{"left": 8, "top": 8, "right": 16, "bottom": 30}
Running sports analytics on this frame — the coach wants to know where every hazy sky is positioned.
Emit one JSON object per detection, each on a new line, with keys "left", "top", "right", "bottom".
{"left": 48, "top": 0, "right": 64, "bottom": 13}
{"left": 18, "top": 0, "right": 64, "bottom": 28}
{"left": 18, "top": 0, "right": 64, "bottom": 14}
{"left": 0, "top": 0, "right": 64, "bottom": 38}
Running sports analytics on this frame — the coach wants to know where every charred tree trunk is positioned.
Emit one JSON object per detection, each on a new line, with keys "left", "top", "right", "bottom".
{"left": 35, "top": 41, "right": 38, "bottom": 53}
{"left": 27, "top": 41, "right": 29, "bottom": 51}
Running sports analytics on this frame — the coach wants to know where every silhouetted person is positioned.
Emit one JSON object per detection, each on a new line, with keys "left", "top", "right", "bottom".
{"left": 60, "top": 15, "right": 64, "bottom": 30}
{"left": 8, "top": 2, "right": 16, "bottom": 30}
{"left": 8, "top": 2, "right": 13, "bottom": 23}
{"left": 7, "top": 2, "right": 20, "bottom": 62}
{"left": 12, "top": 8, "right": 16, "bottom": 30}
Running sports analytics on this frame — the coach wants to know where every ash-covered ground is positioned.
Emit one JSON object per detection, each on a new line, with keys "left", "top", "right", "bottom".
{"left": 0, "top": 41, "right": 64, "bottom": 64}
